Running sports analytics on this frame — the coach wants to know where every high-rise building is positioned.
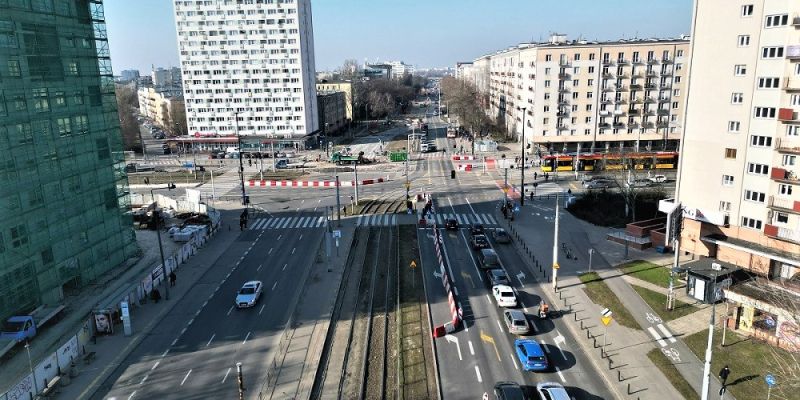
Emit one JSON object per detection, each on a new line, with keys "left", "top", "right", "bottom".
{"left": 120, "top": 69, "right": 140, "bottom": 82}
{"left": 173, "top": 0, "right": 319, "bottom": 146}
{"left": 0, "top": 1, "right": 137, "bottom": 320}
{"left": 463, "top": 35, "right": 690, "bottom": 154}
{"left": 386, "top": 60, "right": 415, "bottom": 79}
{"left": 668, "top": 0, "right": 799, "bottom": 351}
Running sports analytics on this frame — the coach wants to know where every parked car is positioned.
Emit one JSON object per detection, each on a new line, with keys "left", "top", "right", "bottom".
{"left": 625, "top": 179, "right": 653, "bottom": 188}
{"left": 492, "top": 285, "right": 517, "bottom": 307}
{"left": 470, "top": 224, "right": 485, "bottom": 236}
{"left": 235, "top": 281, "right": 263, "bottom": 308}
{"left": 535, "top": 382, "right": 571, "bottom": 400}
{"left": 583, "top": 179, "right": 613, "bottom": 189}
{"left": 445, "top": 219, "right": 458, "bottom": 230}
{"left": 514, "top": 339, "right": 549, "bottom": 372}
{"left": 487, "top": 268, "right": 510, "bottom": 286}
{"left": 493, "top": 381, "right": 526, "bottom": 400}
{"left": 504, "top": 309, "right": 531, "bottom": 335}
{"left": 648, "top": 174, "right": 667, "bottom": 183}
{"left": 471, "top": 234, "right": 490, "bottom": 250}
{"left": 493, "top": 228, "right": 512, "bottom": 244}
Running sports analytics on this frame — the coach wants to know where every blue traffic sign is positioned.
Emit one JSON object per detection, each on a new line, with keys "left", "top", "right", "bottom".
{"left": 765, "top": 374, "right": 776, "bottom": 387}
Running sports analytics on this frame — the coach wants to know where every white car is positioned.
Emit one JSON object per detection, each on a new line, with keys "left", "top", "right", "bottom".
{"left": 536, "top": 382, "right": 571, "bottom": 400}
{"left": 648, "top": 174, "right": 667, "bottom": 183}
{"left": 492, "top": 285, "right": 517, "bottom": 308}
{"left": 235, "top": 281, "right": 263, "bottom": 308}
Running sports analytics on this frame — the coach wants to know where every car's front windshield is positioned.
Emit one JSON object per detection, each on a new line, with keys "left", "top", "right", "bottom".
{"left": 240, "top": 287, "right": 255, "bottom": 295}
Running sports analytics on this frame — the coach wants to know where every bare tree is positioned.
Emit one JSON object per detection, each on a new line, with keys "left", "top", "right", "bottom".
{"left": 115, "top": 84, "right": 141, "bottom": 153}
{"left": 337, "top": 59, "right": 359, "bottom": 80}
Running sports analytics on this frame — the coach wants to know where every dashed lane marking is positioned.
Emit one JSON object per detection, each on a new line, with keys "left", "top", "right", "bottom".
{"left": 474, "top": 366, "right": 482, "bottom": 383}
{"left": 222, "top": 367, "right": 231, "bottom": 384}
{"left": 272, "top": 281, "right": 278, "bottom": 291}
{"left": 180, "top": 369, "right": 192, "bottom": 386}
{"left": 206, "top": 334, "right": 215, "bottom": 347}
{"left": 227, "top": 306, "right": 234, "bottom": 316}
{"left": 468, "top": 340, "right": 475, "bottom": 356}
{"left": 259, "top": 304, "right": 266, "bottom": 315}
{"left": 242, "top": 331, "right": 251, "bottom": 345}
{"left": 151, "top": 361, "right": 159, "bottom": 371}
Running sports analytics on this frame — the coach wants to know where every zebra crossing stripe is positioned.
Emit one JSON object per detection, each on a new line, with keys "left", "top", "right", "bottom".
{"left": 456, "top": 214, "right": 464, "bottom": 225}
{"left": 297, "top": 217, "right": 308, "bottom": 228}
{"left": 391, "top": 215, "right": 397, "bottom": 226}
{"left": 317, "top": 216, "right": 325, "bottom": 227}
{"left": 486, "top": 214, "right": 498, "bottom": 225}
{"left": 647, "top": 326, "right": 668, "bottom": 347}
{"left": 251, "top": 218, "right": 265, "bottom": 230}
{"left": 303, "top": 217, "right": 313, "bottom": 228}
{"left": 656, "top": 324, "right": 677, "bottom": 343}
{"left": 356, "top": 215, "right": 363, "bottom": 226}
{"left": 279, "top": 218, "right": 291, "bottom": 229}
{"left": 383, "top": 214, "right": 390, "bottom": 226}
{"left": 435, "top": 214, "right": 443, "bottom": 224}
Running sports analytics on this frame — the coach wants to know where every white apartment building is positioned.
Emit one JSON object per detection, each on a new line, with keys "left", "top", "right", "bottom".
{"left": 669, "top": 0, "right": 799, "bottom": 352}
{"left": 465, "top": 35, "right": 689, "bottom": 154}
{"left": 386, "top": 61, "right": 415, "bottom": 79}
{"left": 455, "top": 62, "right": 474, "bottom": 82}
{"left": 173, "top": 0, "right": 318, "bottom": 144}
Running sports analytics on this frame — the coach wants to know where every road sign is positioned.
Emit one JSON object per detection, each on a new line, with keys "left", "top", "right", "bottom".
{"left": 503, "top": 186, "right": 510, "bottom": 193}
{"left": 410, "top": 260, "right": 417, "bottom": 269}
{"left": 553, "top": 262, "right": 560, "bottom": 269}
{"left": 333, "top": 230, "right": 341, "bottom": 238}
{"left": 765, "top": 374, "right": 776, "bottom": 387}
{"left": 404, "top": 181, "right": 411, "bottom": 189}
{"left": 600, "top": 308, "right": 613, "bottom": 326}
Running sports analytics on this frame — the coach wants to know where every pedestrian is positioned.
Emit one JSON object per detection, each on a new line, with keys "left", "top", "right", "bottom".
{"left": 719, "top": 365, "right": 730, "bottom": 386}
{"left": 150, "top": 288, "right": 161, "bottom": 303}
{"left": 567, "top": 188, "right": 572, "bottom": 196}
{"left": 530, "top": 191, "right": 534, "bottom": 201}
{"left": 534, "top": 172, "right": 538, "bottom": 181}
{"left": 248, "top": 158, "right": 253, "bottom": 167}
{"left": 169, "top": 271, "right": 177, "bottom": 287}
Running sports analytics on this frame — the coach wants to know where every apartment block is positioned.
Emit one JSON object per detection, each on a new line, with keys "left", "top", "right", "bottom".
{"left": 137, "top": 87, "right": 186, "bottom": 134}
{"left": 0, "top": 1, "right": 137, "bottom": 320}
{"left": 672, "top": 0, "right": 799, "bottom": 351}
{"left": 464, "top": 35, "right": 690, "bottom": 154}
{"left": 315, "top": 80, "right": 353, "bottom": 121}
{"left": 317, "top": 91, "right": 346, "bottom": 135}
{"left": 173, "top": 0, "right": 318, "bottom": 145}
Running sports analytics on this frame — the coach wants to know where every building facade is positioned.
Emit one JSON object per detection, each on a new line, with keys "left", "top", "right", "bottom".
{"left": 316, "top": 80, "right": 353, "bottom": 121}
{"left": 120, "top": 69, "right": 140, "bottom": 82}
{"left": 137, "top": 87, "right": 186, "bottom": 134}
{"left": 151, "top": 66, "right": 181, "bottom": 88}
{"left": 386, "top": 60, "right": 415, "bottom": 79}
{"left": 671, "top": 0, "right": 799, "bottom": 351}
{"left": 464, "top": 35, "right": 690, "bottom": 154}
{"left": 317, "top": 91, "right": 346, "bottom": 136}
{"left": 0, "top": 1, "right": 137, "bottom": 320}
{"left": 173, "top": 0, "right": 319, "bottom": 144}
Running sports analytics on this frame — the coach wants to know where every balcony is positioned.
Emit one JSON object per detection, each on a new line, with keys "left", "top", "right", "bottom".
{"left": 793, "top": 16, "right": 800, "bottom": 26}
{"left": 603, "top": 73, "right": 615, "bottom": 79}
{"left": 658, "top": 97, "right": 670, "bottom": 103}
{"left": 602, "top": 86, "right": 615, "bottom": 92}
{"left": 558, "top": 87, "right": 571, "bottom": 93}
{"left": 617, "top": 73, "right": 630, "bottom": 79}
{"left": 556, "top": 111, "right": 569, "bottom": 117}
{"left": 628, "top": 109, "right": 641, "bottom": 115}
{"left": 613, "top": 122, "right": 626, "bottom": 128}
{"left": 599, "top": 110, "right": 611, "bottom": 116}
{"left": 628, "top": 121, "right": 640, "bottom": 128}
{"left": 557, "top": 124, "right": 569, "bottom": 131}
{"left": 644, "top": 83, "right": 657, "bottom": 89}
{"left": 615, "top": 98, "right": 627, "bottom": 105}
{"left": 764, "top": 224, "right": 800, "bottom": 244}
{"left": 646, "top": 71, "right": 658, "bottom": 77}
{"left": 558, "top": 73, "right": 571, "bottom": 79}
{"left": 656, "top": 121, "right": 669, "bottom": 128}
{"left": 778, "top": 108, "right": 797, "bottom": 122}
{"left": 768, "top": 196, "right": 800, "bottom": 213}
{"left": 602, "top": 59, "right": 614, "bottom": 66}
{"left": 615, "top": 85, "right": 628, "bottom": 92}
{"left": 787, "top": 45, "right": 800, "bottom": 60}
{"left": 647, "top": 58, "right": 659, "bottom": 65}
{"left": 657, "top": 109, "right": 670, "bottom": 115}
{"left": 559, "top": 60, "right": 571, "bottom": 67}
{"left": 776, "top": 137, "right": 800, "bottom": 154}
{"left": 631, "top": 97, "right": 643, "bottom": 104}
{"left": 661, "top": 69, "right": 674, "bottom": 76}
{"left": 661, "top": 58, "right": 673, "bottom": 64}
{"left": 599, "top": 123, "right": 611, "bottom": 129}
{"left": 771, "top": 167, "right": 800, "bottom": 183}
{"left": 617, "top": 59, "right": 629, "bottom": 65}
{"left": 632, "top": 58, "right": 644, "bottom": 65}
{"left": 601, "top": 99, "right": 613, "bottom": 105}
{"left": 644, "top": 97, "right": 656, "bottom": 103}
{"left": 630, "top": 84, "right": 643, "bottom": 90}
{"left": 785, "top": 79, "right": 800, "bottom": 91}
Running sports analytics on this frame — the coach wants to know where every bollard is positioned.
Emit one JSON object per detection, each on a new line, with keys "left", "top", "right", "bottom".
{"left": 580, "top": 320, "right": 583, "bottom": 329}
{"left": 587, "top": 330, "right": 591, "bottom": 339}
{"left": 627, "top": 384, "right": 631, "bottom": 395}
{"left": 618, "top": 370, "right": 623, "bottom": 382}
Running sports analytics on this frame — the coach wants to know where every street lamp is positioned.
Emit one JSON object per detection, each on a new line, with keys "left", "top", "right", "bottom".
{"left": 150, "top": 184, "right": 176, "bottom": 301}
{"left": 25, "top": 341, "right": 37, "bottom": 393}
{"left": 234, "top": 112, "right": 247, "bottom": 206}
{"left": 520, "top": 107, "right": 526, "bottom": 206}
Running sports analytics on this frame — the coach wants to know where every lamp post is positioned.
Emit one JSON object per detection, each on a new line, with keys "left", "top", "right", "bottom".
{"left": 520, "top": 107, "right": 526, "bottom": 206}
{"left": 150, "top": 184, "right": 175, "bottom": 301}
{"left": 700, "top": 272, "right": 718, "bottom": 400}
{"left": 25, "top": 341, "right": 37, "bottom": 393}
{"left": 234, "top": 112, "right": 247, "bottom": 206}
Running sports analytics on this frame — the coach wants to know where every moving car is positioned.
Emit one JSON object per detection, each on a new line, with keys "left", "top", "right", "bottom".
{"left": 493, "top": 381, "right": 526, "bottom": 400}
{"left": 487, "top": 268, "right": 510, "bottom": 286}
{"left": 471, "top": 234, "right": 490, "bottom": 250}
{"left": 514, "top": 339, "right": 549, "bottom": 371}
{"left": 583, "top": 179, "right": 613, "bottom": 189}
{"left": 535, "top": 382, "right": 571, "bottom": 400}
{"left": 470, "top": 224, "right": 485, "bottom": 236}
{"left": 478, "top": 248, "right": 499, "bottom": 269}
{"left": 445, "top": 219, "right": 458, "bottom": 230}
{"left": 492, "top": 285, "right": 517, "bottom": 307}
{"left": 648, "top": 174, "right": 667, "bottom": 183}
{"left": 493, "top": 228, "right": 512, "bottom": 244}
{"left": 625, "top": 179, "right": 653, "bottom": 188}
{"left": 235, "top": 281, "right": 263, "bottom": 308}
{"left": 504, "top": 309, "right": 531, "bottom": 335}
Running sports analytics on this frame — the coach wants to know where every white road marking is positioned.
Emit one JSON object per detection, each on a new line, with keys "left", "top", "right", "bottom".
{"left": 257, "top": 264, "right": 263, "bottom": 272}
{"left": 140, "top": 375, "right": 148, "bottom": 385}
{"left": 468, "top": 340, "right": 475, "bottom": 355}
{"left": 227, "top": 306, "right": 234, "bottom": 316}
{"left": 206, "top": 334, "right": 215, "bottom": 347}
{"left": 151, "top": 361, "right": 160, "bottom": 371}
{"left": 222, "top": 367, "right": 231, "bottom": 384}
{"left": 161, "top": 349, "right": 169, "bottom": 358}
{"left": 486, "top": 294, "right": 492, "bottom": 303}
{"left": 272, "top": 281, "right": 278, "bottom": 291}
{"left": 171, "top": 338, "right": 178, "bottom": 347}
{"left": 127, "top": 391, "right": 136, "bottom": 400}
{"left": 259, "top": 304, "right": 266, "bottom": 315}
{"left": 187, "top": 318, "right": 194, "bottom": 326}
{"left": 299, "top": 234, "right": 303, "bottom": 240}
{"left": 444, "top": 334, "right": 462, "bottom": 360}
{"left": 243, "top": 331, "right": 251, "bottom": 344}
{"left": 496, "top": 319, "right": 503, "bottom": 332}
{"left": 511, "top": 355, "right": 519, "bottom": 370}
{"left": 474, "top": 366, "right": 482, "bottom": 383}
{"left": 647, "top": 326, "right": 668, "bottom": 347}
{"left": 278, "top": 234, "right": 282, "bottom": 240}
{"left": 291, "top": 247, "right": 296, "bottom": 254}
{"left": 283, "top": 263, "right": 288, "bottom": 271}
{"left": 553, "top": 333, "right": 567, "bottom": 360}
{"left": 555, "top": 366, "right": 566, "bottom": 382}
{"left": 180, "top": 369, "right": 192, "bottom": 386}
{"left": 657, "top": 323, "right": 677, "bottom": 343}
{"left": 453, "top": 286, "right": 459, "bottom": 296}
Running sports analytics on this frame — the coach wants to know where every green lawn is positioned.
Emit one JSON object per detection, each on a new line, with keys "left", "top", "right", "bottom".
{"left": 647, "top": 348, "right": 698, "bottom": 400}
{"left": 619, "top": 260, "right": 672, "bottom": 288}
{"left": 684, "top": 327, "right": 799, "bottom": 400}
{"left": 578, "top": 272, "right": 640, "bottom": 330}
{"left": 631, "top": 285, "right": 699, "bottom": 322}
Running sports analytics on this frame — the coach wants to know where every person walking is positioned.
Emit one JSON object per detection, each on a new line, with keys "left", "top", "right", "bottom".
{"left": 150, "top": 288, "right": 161, "bottom": 303}
{"left": 169, "top": 271, "right": 177, "bottom": 287}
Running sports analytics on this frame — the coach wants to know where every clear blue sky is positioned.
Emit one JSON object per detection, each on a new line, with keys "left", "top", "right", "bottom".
{"left": 104, "top": 0, "right": 693, "bottom": 73}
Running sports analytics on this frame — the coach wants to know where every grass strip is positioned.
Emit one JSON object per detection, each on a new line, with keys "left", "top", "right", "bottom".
{"left": 646, "top": 348, "right": 698, "bottom": 400}
{"left": 578, "top": 272, "right": 640, "bottom": 330}
{"left": 631, "top": 285, "right": 698, "bottom": 322}
{"left": 619, "top": 260, "right": 672, "bottom": 288}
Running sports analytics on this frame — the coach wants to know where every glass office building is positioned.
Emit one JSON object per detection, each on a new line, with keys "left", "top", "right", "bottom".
{"left": 0, "top": 0, "right": 137, "bottom": 321}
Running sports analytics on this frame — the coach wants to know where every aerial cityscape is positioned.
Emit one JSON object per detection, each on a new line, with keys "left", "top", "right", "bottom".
{"left": 0, "top": 1, "right": 798, "bottom": 400}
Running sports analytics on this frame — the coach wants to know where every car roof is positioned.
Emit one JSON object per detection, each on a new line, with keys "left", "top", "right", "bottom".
{"left": 505, "top": 309, "right": 525, "bottom": 319}
{"left": 481, "top": 248, "right": 496, "bottom": 255}
{"left": 537, "top": 382, "right": 570, "bottom": 400}
{"left": 490, "top": 269, "right": 507, "bottom": 276}
{"left": 515, "top": 339, "right": 544, "bottom": 355}
{"left": 242, "top": 281, "right": 261, "bottom": 288}
{"left": 493, "top": 284, "right": 513, "bottom": 292}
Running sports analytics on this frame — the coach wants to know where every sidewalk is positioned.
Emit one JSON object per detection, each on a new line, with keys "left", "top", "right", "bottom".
{"left": 0, "top": 203, "right": 244, "bottom": 400}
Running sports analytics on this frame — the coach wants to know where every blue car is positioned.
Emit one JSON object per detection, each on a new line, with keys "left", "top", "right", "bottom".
{"left": 514, "top": 339, "right": 549, "bottom": 372}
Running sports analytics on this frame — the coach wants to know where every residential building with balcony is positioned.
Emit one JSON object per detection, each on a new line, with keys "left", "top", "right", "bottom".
{"left": 173, "top": 0, "right": 319, "bottom": 147}
{"left": 137, "top": 87, "right": 186, "bottom": 134}
{"left": 464, "top": 34, "right": 690, "bottom": 155}
{"left": 670, "top": 0, "right": 800, "bottom": 351}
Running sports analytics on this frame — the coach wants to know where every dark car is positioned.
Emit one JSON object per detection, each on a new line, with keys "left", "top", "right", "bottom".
{"left": 470, "top": 224, "right": 485, "bottom": 236}
{"left": 493, "top": 381, "right": 526, "bottom": 400}
{"left": 493, "top": 228, "right": 512, "bottom": 244}
{"left": 471, "top": 234, "right": 490, "bottom": 250}
{"left": 487, "top": 268, "right": 509, "bottom": 286}
{"left": 445, "top": 219, "right": 458, "bottom": 230}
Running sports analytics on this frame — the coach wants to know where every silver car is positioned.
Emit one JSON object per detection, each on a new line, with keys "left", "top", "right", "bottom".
{"left": 535, "top": 382, "right": 571, "bottom": 400}
{"left": 504, "top": 309, "right": 531, "bottom": 335}
{"left": 235, "top": 280, "right": 263, "bottom": 308}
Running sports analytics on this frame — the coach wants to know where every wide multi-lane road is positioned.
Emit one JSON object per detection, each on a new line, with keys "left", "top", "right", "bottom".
{"left": 94, "top": 209, "right": 324, "bottom": 399}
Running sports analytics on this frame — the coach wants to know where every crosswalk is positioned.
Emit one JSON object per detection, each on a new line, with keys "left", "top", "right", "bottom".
{"left": 431, "top": 213, "right": 498, "bottom": 226}
{"left": 249, "top": 215, "right": 327, "bottom": 230}
{"left": 356, "top": 214, "right": 397, "bottom": 226}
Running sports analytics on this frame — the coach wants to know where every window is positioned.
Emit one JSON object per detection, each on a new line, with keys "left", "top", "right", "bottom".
{"left": 776, "top": 212, "right": 789, "bottom": 224}
{"left": 545, "top": 55, "right": 552, "bottom": 62}
{"left": 790, "top": 94, "right": 800, "bottom": 106}
{"left": 744, "top": 190, "right": 766, "bottom": 203}
{"left": 747, "top": 162, "right": 769, "bottom": 175}
{"left": 574, "top": 53, "right": 581, "bottom": 61}
{"left": 738, "top": 35, "right": 750, "bottom": 47}
{"left": 750, "top": 135, "right": 772, "bottom": 147}
{"left": 758, "top": 77, "right": 780, "bottom": 88}
{"left": 741, "top": 217, "right": 762, "bottom": 230}
{"left": 731, "top": 93, "right": 744, "bottom": 104}
{"left": 788, "top": 125, "right": 800, "bottom": 137}
{"left": 778, "top": 184, "right": 793, "bottom": 196}
{"left": 783, "top": 155, "right": 797, "bottom": 166}
{"left": 722, "top": 175, "right": 735, "bottom": 186}
{"left": 719, "top": 201, "right": 731, "bottom": 212}
{"left": 589, "top": 54, "right": 595, "bottom": 61}
{"left": 741, "top": 4, "right": 754, "bottom": 17}
{"left": 586, "top": 91, "right": 593, "bottom": 99}
{"left": 754, "top": 107, "right": 776, "bottom": 118}
{"left": 677, "top": 49, "right": 684, "bottom": 58}
{"left": 734, "top": 65, "right": 747, "bottom": 76}
{"left": 765, "top": 14, "right": 789, "bottom": 27}
{"left": 728, "top": 121, "right": 741, "bottom": 132}
{"left": 724, "top": 148, "right": 737, "bottom": 159}
{"left": 7, "top": 60, "right": 20, "bottom": 76}
{"left": 761, "top": 46, "right": 784, "bottom": 59}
